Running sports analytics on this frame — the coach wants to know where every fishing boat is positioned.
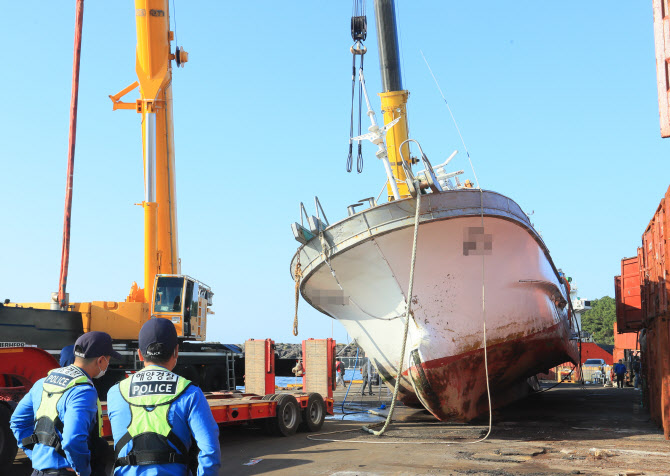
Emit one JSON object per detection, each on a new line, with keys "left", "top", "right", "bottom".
{"left": 290, "top": 0, "right": 579, "bottom": 421}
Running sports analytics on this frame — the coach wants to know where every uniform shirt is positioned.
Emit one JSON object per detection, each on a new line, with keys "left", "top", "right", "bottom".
{"left": 107, "top": 365, "right": 221, "bottom": 476}
{"left": 10, "top": 367, "right": 98, "bottom": 476}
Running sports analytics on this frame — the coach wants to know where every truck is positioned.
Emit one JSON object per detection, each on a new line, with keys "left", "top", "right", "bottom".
{"left": 0, "top": 339, "right": 335, "bottom": 470}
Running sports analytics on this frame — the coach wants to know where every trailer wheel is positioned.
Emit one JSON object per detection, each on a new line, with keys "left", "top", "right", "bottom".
{"left": 270, "top": 394, "right": 301, "bottom": 437}
{"left": 0, "top": 403, "right": 17, "bottom": 469}
{"left": 299, "top": 393, "right": 325, "bottom": 432}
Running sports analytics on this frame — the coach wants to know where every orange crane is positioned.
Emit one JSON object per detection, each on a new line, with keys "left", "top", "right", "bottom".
{"left": 18, "top": 0, "right": 211, "bottom": 342}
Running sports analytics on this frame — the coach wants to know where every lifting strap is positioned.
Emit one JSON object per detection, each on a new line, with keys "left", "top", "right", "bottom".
{"left": 347, "top": 0, "right": 367, "bottom": 174}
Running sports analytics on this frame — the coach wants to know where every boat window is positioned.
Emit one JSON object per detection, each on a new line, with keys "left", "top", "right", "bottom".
{"left": 154, "top": 276, "right": 185, "bottom": 312}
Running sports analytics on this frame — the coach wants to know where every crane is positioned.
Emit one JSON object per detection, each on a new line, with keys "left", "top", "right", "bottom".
{"left": 13, "top": 0, "right": 212, "bottom": 343}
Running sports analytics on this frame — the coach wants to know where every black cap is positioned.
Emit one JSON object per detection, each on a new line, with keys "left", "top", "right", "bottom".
{"left": 139, "top": 318, "right": 178, "bottom": 357}
{"left": 74, "top": 331, "right": 122, "bottom": 360}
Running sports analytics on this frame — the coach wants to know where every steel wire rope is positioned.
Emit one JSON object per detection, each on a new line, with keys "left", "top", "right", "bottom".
{"left": 356, "top": 55, "right": 364, "bottom": 173}
{"left": 420, "top": 50, "right": 479, "bottom": 189}
{"left": 319, "top": 235, "right": 404, "bottom": 322}
{"left": 347, "top": 53, "right": 357, "bottom": 172}
{"left": 348, "top": 0, "right": 367, "bottom": 173}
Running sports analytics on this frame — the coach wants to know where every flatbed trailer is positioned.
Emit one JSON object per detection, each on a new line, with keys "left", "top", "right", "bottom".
{"left": 99, "top": 390, "right": 335, "bottom": 438}
{"left": 1, "top": 338, "right": 335, "bottom": 468}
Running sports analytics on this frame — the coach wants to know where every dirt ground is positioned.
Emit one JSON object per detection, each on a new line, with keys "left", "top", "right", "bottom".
{"left": 8, "top": 383, "right": 669, "bottom": 475}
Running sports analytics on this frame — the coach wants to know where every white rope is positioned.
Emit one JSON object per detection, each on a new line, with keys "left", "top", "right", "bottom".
{"left": 362, "top": 181, "right": 422, "bottom": 436}
{"left": 477, "top": 188, "right": 493, "bottom": 442}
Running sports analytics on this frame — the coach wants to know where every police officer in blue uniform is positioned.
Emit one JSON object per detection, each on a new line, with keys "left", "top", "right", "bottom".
{"left": 10, "top": 331, "right": 120, "bottom": 476}
{"left": 107, "top": 318, "right": 221, "bottom": 475}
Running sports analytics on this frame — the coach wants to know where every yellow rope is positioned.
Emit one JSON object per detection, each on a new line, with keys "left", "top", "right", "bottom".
{"left": 293, "top": 254, "right": 302, "bottom": 336}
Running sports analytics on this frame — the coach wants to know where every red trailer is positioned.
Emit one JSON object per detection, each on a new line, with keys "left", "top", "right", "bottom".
{"left": 1, "top": 338, "right": 335, "bottom": 469}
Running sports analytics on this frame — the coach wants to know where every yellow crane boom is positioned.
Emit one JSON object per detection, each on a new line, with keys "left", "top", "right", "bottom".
{"left": 21, "top": 0, "right": 211, "bottom": 342}
{"left": 112, "top": 0, "right": 183, "bottom": 304}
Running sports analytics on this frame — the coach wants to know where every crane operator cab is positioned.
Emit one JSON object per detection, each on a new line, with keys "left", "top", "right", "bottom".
{"left": 151, "top": 275, "right": 213, "bottom": 340}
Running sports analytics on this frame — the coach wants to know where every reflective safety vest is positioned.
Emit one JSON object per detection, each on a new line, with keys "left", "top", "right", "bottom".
{"left": 114, "top": 367, "right": 191, "bottom": 468}
{"left": 21, "top": 365, "right": 101, "bottom": 456}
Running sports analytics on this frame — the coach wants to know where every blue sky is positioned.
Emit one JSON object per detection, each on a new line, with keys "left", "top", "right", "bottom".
{"left": 1, "top": 2, "right": 668, "bottom": 345}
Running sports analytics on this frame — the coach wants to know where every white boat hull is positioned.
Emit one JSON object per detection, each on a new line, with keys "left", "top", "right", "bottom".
{"left": 292, "top": 190, "right": 578, "bottom": 420}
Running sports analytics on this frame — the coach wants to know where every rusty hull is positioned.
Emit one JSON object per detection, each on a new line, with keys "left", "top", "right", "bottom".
{"left": 404, "top": 322, "right": 576, "bottom": 421}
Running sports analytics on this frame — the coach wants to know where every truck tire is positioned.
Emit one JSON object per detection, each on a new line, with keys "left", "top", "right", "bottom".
{"left": 202, "top": 365, "right": 227, "bottom": 392}
{"left": 269, "top": 394, "right": 301, "bottom": 437}
{"left": 0, "top": 403, "right": 17, "bottom": 469}
{"left": 299, "top": 393, "right": 325, "bottom": 432}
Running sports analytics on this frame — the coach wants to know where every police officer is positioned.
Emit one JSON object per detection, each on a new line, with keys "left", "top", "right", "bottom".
{"left": 10, "top": 331, "right": 120, "bottom": 476}
{"left": 107, "top": 318, "right": 221, "bottom": 475}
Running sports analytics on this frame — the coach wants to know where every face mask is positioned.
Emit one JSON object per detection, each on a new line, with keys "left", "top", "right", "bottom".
{"left": 94, "top": 357, "right": 109, "bottom": 379}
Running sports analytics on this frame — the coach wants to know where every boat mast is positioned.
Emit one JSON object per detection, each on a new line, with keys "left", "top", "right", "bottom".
{"left": 373, "top": 0, "right": 411, "bottom": 199}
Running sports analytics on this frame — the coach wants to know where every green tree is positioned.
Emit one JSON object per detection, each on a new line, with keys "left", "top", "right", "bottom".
{"left": 581, "top": 296, "right": 616, "bottom": 345}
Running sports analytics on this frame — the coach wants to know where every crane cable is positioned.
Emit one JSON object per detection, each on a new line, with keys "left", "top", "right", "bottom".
{"left": 347, "top": 0, "right": 367, "bottom": 173}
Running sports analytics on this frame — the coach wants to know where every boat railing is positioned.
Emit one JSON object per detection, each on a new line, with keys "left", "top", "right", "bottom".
{"left": 400, "top": 139, "right": 475, "bottom": 194}
{"left": 347, "top": 197, "right": 377, "bottom": 216}
{"left": 292, "top": 197, "right": 329, "bottom": 244}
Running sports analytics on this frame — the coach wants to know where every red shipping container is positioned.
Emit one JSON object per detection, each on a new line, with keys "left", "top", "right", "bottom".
{"left": 613, "top": 322, "right": 639, "bottom": 363}
{"left": 618, "top": 185, "right": 670, "bottom": 438}
{"left": 615, "top": 252, "right": 644, "bottom": 332}
{"left": 641, "top": 191, "right": 668, "bottom": 320}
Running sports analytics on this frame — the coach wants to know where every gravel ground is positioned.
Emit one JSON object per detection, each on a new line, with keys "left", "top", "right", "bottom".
{"left": 8, "top": 383, "right": 668, "bottom": 475}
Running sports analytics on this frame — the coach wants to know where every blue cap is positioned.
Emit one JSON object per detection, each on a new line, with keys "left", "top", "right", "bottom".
{"left": 59, "top": 344, "right": 75, "bottom": 367}
{"left": 139, "top": 318, "right": 178, "bottom": 357}
{"left": 74, "top": 331, "right": 122, "bottom": 360}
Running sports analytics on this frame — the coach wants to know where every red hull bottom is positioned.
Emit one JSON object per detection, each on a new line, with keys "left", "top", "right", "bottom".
{"left": 402, "top": 323, "right": 577, "bottom": 421}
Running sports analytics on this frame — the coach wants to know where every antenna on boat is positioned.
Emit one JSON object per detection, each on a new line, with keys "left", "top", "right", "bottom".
{"left": 420, "top": 49, "right": 481, "bottom": 189}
